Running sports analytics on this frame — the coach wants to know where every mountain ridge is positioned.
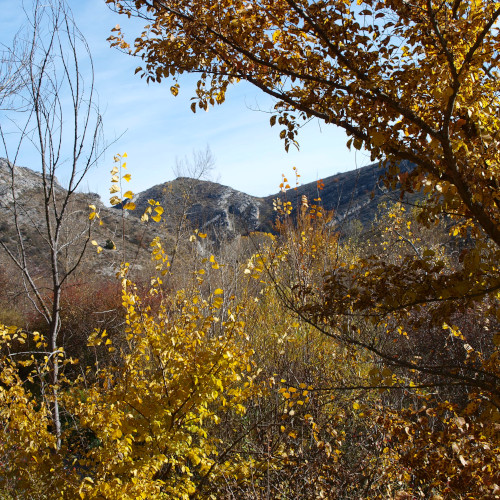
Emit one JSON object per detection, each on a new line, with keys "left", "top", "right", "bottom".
{"left": 115, "top": 159, "right": 415, "bottom": 238}
{"left": 0, "top": 157, "right": 414, "bottom": 268}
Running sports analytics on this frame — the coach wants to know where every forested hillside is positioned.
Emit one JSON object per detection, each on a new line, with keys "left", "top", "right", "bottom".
{"left": 0, "top": 0, "right": 499, "bottom": 499}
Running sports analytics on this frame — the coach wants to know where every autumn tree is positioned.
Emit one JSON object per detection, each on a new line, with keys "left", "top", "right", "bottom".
{"left": 107, "top": 0, "right": 500, "bottom": 241}
{"left": 107, "top": 0, "right": 500, "bottom": 399}
{"left": 242, "top": 193, "right": 500, "bottom": 497}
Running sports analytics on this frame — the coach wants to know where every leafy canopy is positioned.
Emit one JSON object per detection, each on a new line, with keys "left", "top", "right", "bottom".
{"left": 107, "top": 0, "right": 500, "bottom": 245}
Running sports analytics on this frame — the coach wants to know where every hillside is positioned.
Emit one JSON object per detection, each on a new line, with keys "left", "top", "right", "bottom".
{"left": 268, "top": 160, "right": 415, "bottom": 226}
{"left": 0, "top": 157, "right": 413, "bottom": 275}
{"left": 0, "top": 158, "right": 156, "bottom": 278}
{"left": 119, "top": 160, "right": 415, "bottom": 239}
{"left": 126, "top": 176, "right": 267, "bottom": 240}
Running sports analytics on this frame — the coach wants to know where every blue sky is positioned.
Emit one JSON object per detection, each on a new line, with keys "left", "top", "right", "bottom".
{"left": 0, "top": 0, "right": 370, "bottom": 202}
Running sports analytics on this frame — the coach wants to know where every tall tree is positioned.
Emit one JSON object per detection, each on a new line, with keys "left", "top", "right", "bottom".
{"left": 108, "top": 0, "right": 500, "bottom": 406}
{"left": 107, "top": 0, "right": 500, "bottom": 245}
{"left": 0, "top": 0, "right": 104, "bottom": 446}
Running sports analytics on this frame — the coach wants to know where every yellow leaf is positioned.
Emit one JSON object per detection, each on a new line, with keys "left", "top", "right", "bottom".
{"left": 214, "top": 288, "right": 223, "bottom": 295}
{"left": 123, "top": 202, "right": 136, "bottom": 210}
{"left": 110, "top": 184, "right": 120, "bottom": 193}
{"left": 123, "top": 190, "right": 134, "bottom": 199}
{"left": 123, "top": 173, "right": 132, "bottom": 182}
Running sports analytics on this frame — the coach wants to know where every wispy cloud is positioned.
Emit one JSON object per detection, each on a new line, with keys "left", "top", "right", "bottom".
{"left": 0, "top": 0, "right": 359, "bottom": 203}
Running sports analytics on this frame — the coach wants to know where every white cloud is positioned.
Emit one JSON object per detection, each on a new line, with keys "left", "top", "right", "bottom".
{"left": 0, "top": 0, "right": 359, "bottom": 203}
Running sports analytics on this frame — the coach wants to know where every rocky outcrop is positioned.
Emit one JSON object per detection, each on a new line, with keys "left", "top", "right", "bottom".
{"left": 126, "top": 177, "right": 265, "bottom": 240}
{"left": 0, "top": 158, "right": 63, "bottom": 204}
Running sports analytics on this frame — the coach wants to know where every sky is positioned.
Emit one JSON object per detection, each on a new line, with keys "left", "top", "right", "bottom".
{"left": 0, "top": 0, "right": 370, "bottom": 202}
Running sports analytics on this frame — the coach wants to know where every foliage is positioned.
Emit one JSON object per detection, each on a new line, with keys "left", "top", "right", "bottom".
{"left": 252, "top": 192, "right": 500, "bottom": 497}
{"left": 0, "top": 178, "right": 498, "bottom": 498}
{"left": 373, "top": 401, "right": 500, "bottom": 498}
{"left": 0, "top": 252, "right": 262, "bottom": 498}
{"left": 107, "top": 0, "right": 500, "bottom": 244}
{"left": 106, "top": 0, "right": 500, "bottom": 406}
{"left": 1, "top": 0, "right": 500, "bottom": 497}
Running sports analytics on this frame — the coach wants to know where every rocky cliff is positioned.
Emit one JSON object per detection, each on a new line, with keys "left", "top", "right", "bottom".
{"left": 0, "top": 157, "right": 414, "bottom": 268}
{"left": 123, "top": 176, "right": 268, "bottom": 240}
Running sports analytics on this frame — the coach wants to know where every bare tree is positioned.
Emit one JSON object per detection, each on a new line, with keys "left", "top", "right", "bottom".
{"left": 168, "top": 145, "right": 216, "bottom": 273}
{"left": 0, "top": 0, "right": 104, "bottom": 447}
{"left": 0, "top": 31, "right": 29, "bottom": 108}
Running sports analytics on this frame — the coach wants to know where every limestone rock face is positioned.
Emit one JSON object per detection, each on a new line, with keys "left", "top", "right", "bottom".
{"left": 128, "top": 177, "right": 266, "bottom": 240}
{"left": 0, "top": 158, "right": 63, "bottom": 205}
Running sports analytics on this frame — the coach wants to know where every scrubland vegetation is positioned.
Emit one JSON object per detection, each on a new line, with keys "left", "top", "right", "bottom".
{"left": 0, "top": 0, "right": 499, "bottom": 498}
{"left": 1, "top": 189, "right": 498, "bottom": 499}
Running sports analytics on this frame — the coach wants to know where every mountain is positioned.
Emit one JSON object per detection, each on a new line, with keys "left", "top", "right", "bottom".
{"left": 120, "top": 159, "right": 414, "bottom": 237}
{"left": 126, "top": 176, "right": 269, "bottom": 240}
{"left": 0, "top": 158, "right": 156, "bottom": 278}
{"left": 0, "top": 157, "right": 413, "bottom": 277}
{"left": 265, "top": 159, "right": 415, "bottom": 226}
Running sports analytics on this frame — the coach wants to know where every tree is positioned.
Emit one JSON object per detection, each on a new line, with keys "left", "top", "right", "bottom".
{"left": 107, "top": 0, "right": 500, "bottom": 404}
{"left": 244, "top": 196, "right": 500, "bottom": 497}
{"left": 0, "top": 28, "right": 29, "bottom": 107}
{"left": 107, "top": 0, "right": 500, "bottom": 245}
{"left": 0, "top": 0, "right": 104, "bottom": 447}
{"left": 0, "top": 247, "right": 265, "bottom": 498}
{"left": 166, "top": 145, "right": 216, "bottom": 275}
